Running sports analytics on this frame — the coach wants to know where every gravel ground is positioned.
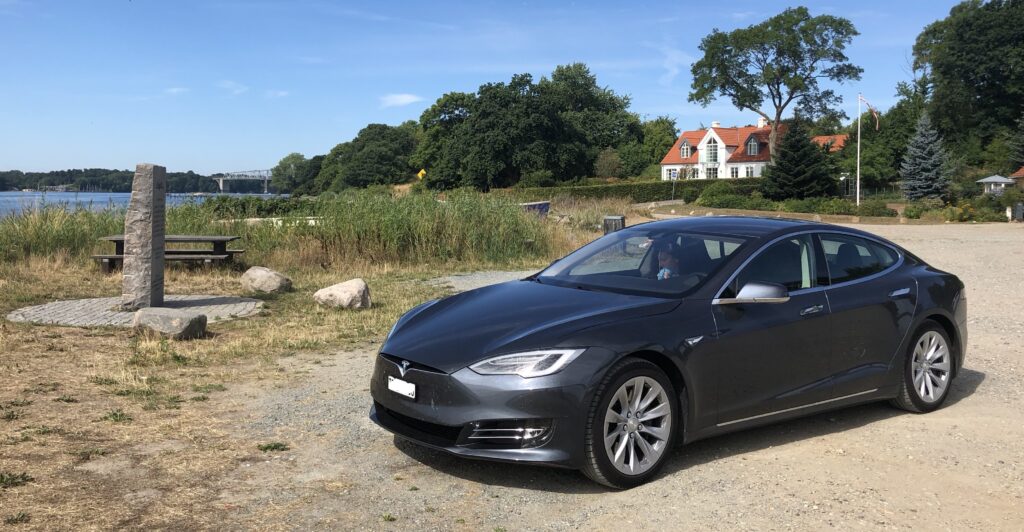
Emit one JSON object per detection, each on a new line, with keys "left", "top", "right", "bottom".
{"left": 209, "top": 222, "right": 1024, "bottom": 530}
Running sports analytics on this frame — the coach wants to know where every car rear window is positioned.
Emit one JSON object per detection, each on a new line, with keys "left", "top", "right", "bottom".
{"left": 819, "top": 233, "right": 899, "bottom": 284}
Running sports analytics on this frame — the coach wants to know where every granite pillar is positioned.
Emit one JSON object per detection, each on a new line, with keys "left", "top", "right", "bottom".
{"left": 120, "top": 163, "right": 166, "bottom": 310}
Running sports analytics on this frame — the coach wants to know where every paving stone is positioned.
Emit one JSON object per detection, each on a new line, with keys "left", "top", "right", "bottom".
{"left": 5, "top": 295, "right": 263, "bottom": 328}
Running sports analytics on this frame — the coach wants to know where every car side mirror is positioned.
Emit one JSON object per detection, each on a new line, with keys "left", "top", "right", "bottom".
{"left": 714, "top": 281, "right": 791, "bottom": 305}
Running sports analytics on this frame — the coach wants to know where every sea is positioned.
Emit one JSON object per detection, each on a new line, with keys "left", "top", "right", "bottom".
{"left": 0, "top": 191, "right": 285, "bottom": 218}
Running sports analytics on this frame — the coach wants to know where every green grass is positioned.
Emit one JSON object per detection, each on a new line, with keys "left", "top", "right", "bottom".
{"left": 257, "top": 442, "right": 289, "bottom": 452}
{"left": 101, "top": 409, "right": 132, "bottom": 423}
{"left": 4, "top": 512, "right": 30, "bottom": 525}
{"left": 0, "top": 471, "right": 34, "bottom": 489}
{"left": 0, "top": 190, "right": 555, "bottom": 267}
{"left": 191, "top": 383, "right": 226, "bottom": 393}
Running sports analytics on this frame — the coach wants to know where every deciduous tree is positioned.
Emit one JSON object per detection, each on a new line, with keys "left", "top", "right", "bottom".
{"left": 689, "top": 7, "right": 862, "bottom": 158}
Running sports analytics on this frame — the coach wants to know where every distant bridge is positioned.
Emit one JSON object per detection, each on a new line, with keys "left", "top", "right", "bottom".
{"left": 212, "top": 170, "right": 272, "bottom": 193}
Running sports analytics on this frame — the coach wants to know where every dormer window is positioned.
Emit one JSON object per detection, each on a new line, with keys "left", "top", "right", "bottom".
{"left": 680, "top": 142, "right": 691, "bottom": 159}
{"left": 706, "top": 138, "right": 719, "bottom": 163}
{"left": 747, "top": 138, "right": 758, "bottom": 156}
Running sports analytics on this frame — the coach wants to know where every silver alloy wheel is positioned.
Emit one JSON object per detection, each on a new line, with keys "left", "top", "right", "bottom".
{"left": 603, "top": 376, "right": 672, "bottom": 475}
{"left": 912, "top": 330, "right": 951, "bottom": 403}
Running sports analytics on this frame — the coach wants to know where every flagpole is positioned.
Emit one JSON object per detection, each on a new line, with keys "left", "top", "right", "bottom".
{"left": 856, "top": 93, "right": 862, "bottom": 206}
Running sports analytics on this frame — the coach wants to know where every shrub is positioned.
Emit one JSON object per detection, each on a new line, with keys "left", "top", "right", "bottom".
{"left": 815, "top": 197, "right": 858, "bottom": 215}
{"left": 697, "top": 180, "right": 737, "bottom": 199}
{"left": 856, "top": 199, "right": 898, "bottom": 217}
{"left": 502, "top": 179, "right": 764, "bottom": 203}
{"left": 697, "top": 194, "right": 777, "bottom": 210}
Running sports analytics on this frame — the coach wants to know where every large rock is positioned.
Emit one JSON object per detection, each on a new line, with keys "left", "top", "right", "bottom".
{"left": 314, "top": 278, "right": 372, "bottom": 309}
{"left": 132, "top": 307, "right": 207, "bottom": 340}
{"left": 241, "top": 266, "right": 292, "bottom": 293}
{"left": 121, "top": 163, "right": 166, "bottom": 310}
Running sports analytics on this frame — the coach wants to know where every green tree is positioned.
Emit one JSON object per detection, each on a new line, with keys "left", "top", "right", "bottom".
{"left": 689, "top": 6, "right": 862, "bottom": 158}
{"left": 316, "top": 122, "right": 419, "bottom": 190}
{"left": 291, "top": 155, "right": 324, "bottom": 196}
{"left": 616, "top": 141, "right": 647, "bottom": 177}
{"left": 1006, "top": 113, "right": 1024, "bottom": 172}
{"left": 594, "top": 148, "right": 624, "bottom": 178}
{"left": 913, "top": 0, "right": 1024, "bottom": 152}
{"left": 414, "top": 63, "right": 637, "bottom": 190}
{"left": 900, "top": 114, "right": 950, "bottom": 200}
{"left": 640, "top": 116, "right": 678, "bottom": 168}
{"left": 761, "top": 120, "right": 837, "bottom": 199}
{"left": 271, "top": 152, "right": 307, "bottom": 193}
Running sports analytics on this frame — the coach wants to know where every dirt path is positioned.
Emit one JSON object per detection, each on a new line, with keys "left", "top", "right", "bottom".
{"left": 195, "top": 223, "right": 1024, "bottom": 530}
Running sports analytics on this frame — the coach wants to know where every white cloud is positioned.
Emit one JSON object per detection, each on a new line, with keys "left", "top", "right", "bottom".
{"left": 644, "top": 42, "right": 694, "bottom": 87}
{"left": 379, "top": 93, "right": 424, "bottom": 108}
{"left": 265, "top": 90, "right": 290, "bottom": 98}
{"left": 164, "top": 87, "right": 189, "bottom": 95}
{"left": 216, "top": 80, "right": 249, "bottom": 96}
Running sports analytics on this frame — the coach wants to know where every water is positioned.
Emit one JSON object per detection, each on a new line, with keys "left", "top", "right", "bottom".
{"left": 0, "top": 191, "right": 285, "bottom": 218}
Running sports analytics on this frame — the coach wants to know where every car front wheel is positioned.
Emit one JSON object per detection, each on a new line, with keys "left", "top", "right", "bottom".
{"left": 582, "top": 358, "right": 677, "bottom": 489}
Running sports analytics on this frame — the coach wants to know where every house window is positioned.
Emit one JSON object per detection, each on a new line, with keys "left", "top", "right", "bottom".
{"left": 706, "top": 138, "right": 719, "bottom": 163}
{"left": 730, "top": 167, "right": 739, "bottom": 178}
{"left": 707, "top": 167, "right": 718, "bottom": 179}
{"left": 747, "top": 138, "right": 758, "bottom": 156}
{"left": 745, "top": 166, "right": 754, "bottom": 177}
{"left": 680, "top": 143, "right": 690, "bottom": 159}
{"left": 667, "top": 169, "right": 678, "bottom": 179}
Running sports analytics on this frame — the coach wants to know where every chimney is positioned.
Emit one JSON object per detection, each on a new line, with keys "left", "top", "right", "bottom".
{"left": 710, "top": 120, "right": 721, "bottom": 128}
{"left": 757, "top": 117, "right": 768, "bottom": 128}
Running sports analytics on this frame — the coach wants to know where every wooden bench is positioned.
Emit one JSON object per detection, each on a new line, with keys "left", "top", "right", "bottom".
{"left": 93, "top": 235, "right": 243, "bottom": 274}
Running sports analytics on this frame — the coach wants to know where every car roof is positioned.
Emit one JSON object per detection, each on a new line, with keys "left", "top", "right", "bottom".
{"left": 635, "top": 216, "right": 824, "bottom": 239}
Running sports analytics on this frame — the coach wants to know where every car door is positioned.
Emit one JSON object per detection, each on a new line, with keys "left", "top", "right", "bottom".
{"left": 709, "top": 234, "right": 834, "bottom": 426}
{"left": 818, "top": 232, "right": 917, "bottom": 397}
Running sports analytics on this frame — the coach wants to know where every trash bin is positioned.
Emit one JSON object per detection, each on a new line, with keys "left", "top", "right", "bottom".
{"left": 603, "top": 215, "right": 625, "bottom": 234}
{"left": 1014, "top": 202, "right": 1024, "bottom": 222}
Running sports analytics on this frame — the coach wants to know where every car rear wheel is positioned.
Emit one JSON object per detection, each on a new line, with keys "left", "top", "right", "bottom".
{"left": 582, "top": 358, "right": 677, "bottom": 489}
{"left": 892, "top": 321, "right": 954, "bottom": 413}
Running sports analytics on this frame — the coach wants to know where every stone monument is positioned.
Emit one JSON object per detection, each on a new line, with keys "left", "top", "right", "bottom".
{"left": 120, "top": 163, "right": 166, "bottom": 310}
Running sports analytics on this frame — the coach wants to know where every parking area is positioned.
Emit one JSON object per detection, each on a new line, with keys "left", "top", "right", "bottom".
{"left": 203, "top": 223, "right": 1023, "bottom": 530}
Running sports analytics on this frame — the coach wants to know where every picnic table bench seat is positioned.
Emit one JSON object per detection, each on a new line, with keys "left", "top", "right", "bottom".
{"left": 92, "top": 234, "right": 243, "bottom": 274}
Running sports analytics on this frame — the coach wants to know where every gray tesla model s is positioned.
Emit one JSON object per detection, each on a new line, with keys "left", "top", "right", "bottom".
{"left": 369, "top": 216, "right": 967, "bottom": 488}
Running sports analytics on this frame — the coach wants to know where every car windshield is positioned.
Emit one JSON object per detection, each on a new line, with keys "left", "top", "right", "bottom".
{"left": 538, "top": 227, "right": 748, "bottom": 297}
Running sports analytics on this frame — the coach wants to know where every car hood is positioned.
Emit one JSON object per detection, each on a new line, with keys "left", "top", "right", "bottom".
{"left": 381, "top": 280, "right": 679, "bottom": 373}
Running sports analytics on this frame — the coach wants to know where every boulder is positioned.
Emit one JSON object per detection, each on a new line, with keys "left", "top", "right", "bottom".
{"left": 133, "top": 307, "right": 207, "bottom": 340}
{"left": 314, "top": 278, "right": 372, "bottom": 309}
{"left": 241, "top": 266, "right": 292, "bottom": 293}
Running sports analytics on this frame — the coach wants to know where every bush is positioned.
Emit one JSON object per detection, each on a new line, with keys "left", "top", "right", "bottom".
{"left": 501, "top": 179, "right": 764, "bottom": 203}
{"left": 680, "top": 187, "right": 700, "bottom": 203}
{"left": 856, "top": 199, "right": 898, "bottom": 217}
{"left": 697, "top": 180, "right": 737, "bottom": 200}
{"left": 517, "top": 170, "right": 557, "bottom": 188}
{"left": 697, "top": 194, "right": 777, "bottom": 210}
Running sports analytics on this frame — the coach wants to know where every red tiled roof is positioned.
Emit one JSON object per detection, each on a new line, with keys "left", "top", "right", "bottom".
{"left": 1010, "top": 166, "right": 1024, "bottom": 179}
{"left": 812, "top": 134, "right": 848, "bottom": 152}
{"left": 660, "top": 130, "right": 706, "bottom": 165}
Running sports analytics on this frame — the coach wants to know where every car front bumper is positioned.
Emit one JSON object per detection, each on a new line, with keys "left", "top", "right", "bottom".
{"left": 368, "top": 349, "right": 615, "bottom": 469}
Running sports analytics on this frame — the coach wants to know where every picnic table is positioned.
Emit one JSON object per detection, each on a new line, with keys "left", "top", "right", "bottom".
{"left": 93, "top": 235, "right": 244, "bottom": 273}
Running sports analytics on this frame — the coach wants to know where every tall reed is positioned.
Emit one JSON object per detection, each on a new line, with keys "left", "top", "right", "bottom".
{"left": 0, "top": 191, "right": 556, "bottom": 268}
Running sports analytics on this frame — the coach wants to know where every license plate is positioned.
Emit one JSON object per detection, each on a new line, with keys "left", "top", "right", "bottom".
{"left": 387, "top": 376, "right": 416, "bottom": 399}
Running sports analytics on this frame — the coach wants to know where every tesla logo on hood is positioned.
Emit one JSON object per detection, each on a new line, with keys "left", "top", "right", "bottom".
{"left": 398, "top": 360, "right": 411, "bottom": 377}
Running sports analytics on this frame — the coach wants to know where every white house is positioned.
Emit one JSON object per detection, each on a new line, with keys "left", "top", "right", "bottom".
{"left": 660, "top": 118, "right": 847, "bottom": 181}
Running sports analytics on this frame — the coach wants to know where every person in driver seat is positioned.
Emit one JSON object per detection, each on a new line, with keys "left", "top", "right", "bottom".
{"left": 657, "top": 241, "right": 683, "bottom": 280}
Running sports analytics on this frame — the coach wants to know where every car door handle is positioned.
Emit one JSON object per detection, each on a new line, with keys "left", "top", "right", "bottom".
{"left": 800, "top": 304, "right": 824, "bottom": 316}
{"left": 889, "top": 288, "right": 911, "bottom": 298}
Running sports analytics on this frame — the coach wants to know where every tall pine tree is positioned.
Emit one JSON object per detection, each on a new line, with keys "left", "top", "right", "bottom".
{"left": 761, "top": 119, "right": 837, "bottom": 200}
{"left": 900, "top": 114, "right": 950, "bottom": 200}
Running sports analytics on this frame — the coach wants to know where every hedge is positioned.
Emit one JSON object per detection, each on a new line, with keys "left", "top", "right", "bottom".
{"left": 497, "top": 178, "right": 764, "bottom": 203}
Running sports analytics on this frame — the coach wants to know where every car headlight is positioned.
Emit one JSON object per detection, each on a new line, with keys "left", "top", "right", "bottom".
{"left": 469, "top": 349, "right": 585, "bottom": 378}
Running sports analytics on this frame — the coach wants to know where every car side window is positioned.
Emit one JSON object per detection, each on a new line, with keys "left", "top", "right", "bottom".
{"left": 725, "top": 235, "right": 817, "bottom": 297}
{"left": 819, "top": 234, "right": 899, "bottom": 284}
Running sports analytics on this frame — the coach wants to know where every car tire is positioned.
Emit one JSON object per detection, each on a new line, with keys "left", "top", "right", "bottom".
{"left": 581, "top": 357, "right": 678, "bottom": 489}
{"left": 891, "top": 321, "right": 955, "bottom": 413}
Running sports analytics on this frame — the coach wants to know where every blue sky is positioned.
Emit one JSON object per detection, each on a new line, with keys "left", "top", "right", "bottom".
{"left": 1, "top": 0, "right": 960, "bottom": 174}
